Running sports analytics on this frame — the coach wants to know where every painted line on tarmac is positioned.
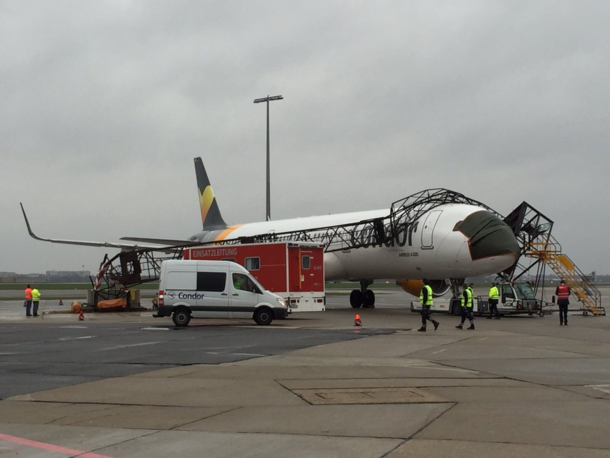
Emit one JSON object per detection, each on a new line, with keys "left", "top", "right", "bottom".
{"left": 58, "top": 336, "right": 95, "bottom": 341}
{"left": 587, "top": 384, "right": 610, "bottom": 394}
{"left": 141, "top": 327, "right": 170, "bottom": 331}
{"left": 100, "top": 341, "right": 163, "bottom": 351}
{"left": 0, "top": 432, "right": 114, "bottom": 458}
{"left": 232, "top": 352, "right": 267, "bottom": 357}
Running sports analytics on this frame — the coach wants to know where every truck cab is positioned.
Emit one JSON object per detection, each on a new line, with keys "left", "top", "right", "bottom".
{"left": 499, "top": 281, "right": 542, "bottom": 316}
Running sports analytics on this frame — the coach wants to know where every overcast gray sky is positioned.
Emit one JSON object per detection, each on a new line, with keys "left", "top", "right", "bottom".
{"left": 2, "top": 0, "right": 609, "bottom": 275}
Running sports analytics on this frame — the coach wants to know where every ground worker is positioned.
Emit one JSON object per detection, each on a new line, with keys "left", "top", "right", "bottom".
{"left": 417, "top": 279, "right": 439, "bottom": 332}
{"left": 31, "top": 286, "right": 41, "bottom": 317}
{"left": 456, "top": 283, "right": 475, "bottom": 330}
{"left": 556, "top": 279, "right": 571, "bottom": 325}
{"left": 24, "top": 284, "right": 33, "bottom": 317}
{"left": 487, "top": 282, "right": 500, "bottom": 319}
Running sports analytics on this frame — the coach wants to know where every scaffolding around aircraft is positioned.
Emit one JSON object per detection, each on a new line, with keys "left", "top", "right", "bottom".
{"left": 87, "top": 191, "right": 605, "bottom": 316}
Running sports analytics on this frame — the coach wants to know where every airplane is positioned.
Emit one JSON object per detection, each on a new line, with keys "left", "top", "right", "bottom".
{"left": 121, "top": 158, "right": 521, "bottom": 307}
{"left": 22, "top": 158, "right": 520, "bottom": 308}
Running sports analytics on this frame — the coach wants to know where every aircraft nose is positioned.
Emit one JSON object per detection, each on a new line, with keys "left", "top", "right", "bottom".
{"left": 457, "top": 211, "right": 520, "bottom": 261}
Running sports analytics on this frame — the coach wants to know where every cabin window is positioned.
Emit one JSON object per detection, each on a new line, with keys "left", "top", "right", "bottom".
{"left": 245, "top": 257, "right": 260, "bottom": 271}
{"left": 196, "top": 272, "right": 226, "bottom": 292}
{"left": 302, "top": 256, "right": 311, "bottom": 270}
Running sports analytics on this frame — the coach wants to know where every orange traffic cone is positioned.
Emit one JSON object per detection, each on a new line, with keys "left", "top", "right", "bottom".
{"left": 59, "top": 299, "right": 63, "bottom": 306}
{"left": 78, "top": 310, "right": 84, "bottom": 321}
{"left": 354, "top": 314, "right": 362, "bottom": 326}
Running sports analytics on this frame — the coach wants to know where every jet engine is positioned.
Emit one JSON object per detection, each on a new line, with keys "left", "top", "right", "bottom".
{"left": 397, "top": 279, "right": 452, "bottom": 298}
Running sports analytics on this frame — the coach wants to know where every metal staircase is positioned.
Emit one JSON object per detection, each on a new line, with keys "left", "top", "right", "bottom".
{"left": 504, "top": 202, "right": 605, "bottom": 316}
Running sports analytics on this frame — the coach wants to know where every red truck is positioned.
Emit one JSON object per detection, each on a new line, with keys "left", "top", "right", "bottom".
{"left": 183, "top": 241, "right": 325, "bottom": 312}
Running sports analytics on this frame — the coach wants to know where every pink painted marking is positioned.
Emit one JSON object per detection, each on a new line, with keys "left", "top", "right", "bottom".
{"left": 0, "top": 432, "right": 114, "bottom": 458}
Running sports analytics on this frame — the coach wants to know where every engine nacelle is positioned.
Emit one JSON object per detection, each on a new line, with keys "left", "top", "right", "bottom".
{"left": 397, "top": 279, "right": 452, "bottom": 298}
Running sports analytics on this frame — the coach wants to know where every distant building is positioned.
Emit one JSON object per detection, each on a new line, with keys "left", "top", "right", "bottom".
{"left": 45, "top": 270, "right": 91, "bottom": 283}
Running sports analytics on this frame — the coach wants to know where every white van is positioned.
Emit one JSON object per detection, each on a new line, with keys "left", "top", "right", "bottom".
{"left": 155, "top": 260, "right": 289, "bottom": 326}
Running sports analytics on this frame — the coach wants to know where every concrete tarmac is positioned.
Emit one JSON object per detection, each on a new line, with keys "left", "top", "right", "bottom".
{"left": 0, "top": 290, "right": 609, "bottom": 457}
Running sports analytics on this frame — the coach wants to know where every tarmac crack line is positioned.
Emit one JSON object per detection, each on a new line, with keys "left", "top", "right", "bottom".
{"left": 393, "top": 401, "right": 458, "bottom": 450}
{"left": 431, "top": 360, "right": 610, "bottom": 402}
{"left": 169, "top": 407, "right": 243, "bottom": 431}
{"left": 412, "top": 437, "right": 610, "bottom": 451}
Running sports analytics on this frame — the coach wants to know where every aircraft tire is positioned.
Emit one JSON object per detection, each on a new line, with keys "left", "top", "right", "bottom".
{"left": 364, "top": 290, "right": 375, "bottom": 307}
{"left": 350, "top": 290, "right": 363, "bottom": 308}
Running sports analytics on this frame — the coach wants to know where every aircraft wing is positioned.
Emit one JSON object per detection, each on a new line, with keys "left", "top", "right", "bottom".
{"left": 120, "top": 236, "right": 200, "bottom": 245}
{"left": 20, "top": 203, "right": 183, "bottom": 251}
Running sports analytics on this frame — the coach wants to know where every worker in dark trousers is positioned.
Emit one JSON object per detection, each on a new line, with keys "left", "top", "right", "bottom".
{"left": 417, "top": 279, "right": 439, "bottom": 332}
{"left": 487, "top": 282, "right": 500, "bottom": 319}
{"left": 456, "top": 283, "right": 475, "bottom": 330}
{"left": 556, "top": 279, "right": 571, "bottom": 325}
{"left": 468, "top": 283, "right": 475, "bottom": 298}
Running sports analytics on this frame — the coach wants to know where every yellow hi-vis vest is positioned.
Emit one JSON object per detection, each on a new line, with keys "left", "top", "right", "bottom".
{"left": 489, "top": 286, "right": 499, "bottom": 300}
{"left": 461, "top": 288, "right": 473, "bottom": 308}
{"left": 419, "top": 285, "right": 433, "bottom": 306}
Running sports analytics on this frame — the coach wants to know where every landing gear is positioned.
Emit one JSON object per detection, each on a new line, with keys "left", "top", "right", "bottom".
{"left": 350, "top": 290, "right": 363, "bottom": 308}
{"left": 350, "top": 280, "right": 375, "bottom": 308}
{"left": 364, "top": 290, "right": 375, "bottom": 307}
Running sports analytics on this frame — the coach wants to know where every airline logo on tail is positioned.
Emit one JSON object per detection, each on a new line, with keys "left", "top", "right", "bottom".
{"left": 194, "top": 158, "right": 227, "bottom": 230}
{"left": 199, "top": 186, "right": 216, "bottom": 227}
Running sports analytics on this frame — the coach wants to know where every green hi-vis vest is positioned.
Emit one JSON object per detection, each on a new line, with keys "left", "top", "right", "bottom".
{"left": 489, "top": 286, "right": 499, "bottom": 300}
{"left": 419, "top": 284, "right": 433, "bottom": 306}
{"left": 461, "top": 288, "right": 473, "bottom": 308}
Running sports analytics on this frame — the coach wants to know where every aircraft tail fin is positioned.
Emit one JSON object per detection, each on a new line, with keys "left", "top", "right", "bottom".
{"left": 195, "top": 157, "right": 227, "bottom": 230}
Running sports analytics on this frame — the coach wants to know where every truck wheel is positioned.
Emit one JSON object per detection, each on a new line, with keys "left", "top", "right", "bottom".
{"left": 254, "top": 307, "right": 273, "bottom": 325}
{"left": 350, "top": 290, "right": 363, "bottom": 308}
{"left": 539, "top": 311, "right": 545, "bottom": 317}
{"left": 172, "top": 308, "right": 191, "bottom": 327}
{"left": 528, "top": 311, "right": 534, "bottom": 316}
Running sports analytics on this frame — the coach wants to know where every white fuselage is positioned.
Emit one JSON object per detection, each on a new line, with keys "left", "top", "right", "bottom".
{"left": 204, "top": 203, "right": 517, "bottom": 281}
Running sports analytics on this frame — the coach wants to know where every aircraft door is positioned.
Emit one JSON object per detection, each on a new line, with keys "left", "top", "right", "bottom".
{"left": 421, "top": 210, "right": 442, "bottom": 249}
{"left": 230, "top": 273, "right": 262, "bottom": 318}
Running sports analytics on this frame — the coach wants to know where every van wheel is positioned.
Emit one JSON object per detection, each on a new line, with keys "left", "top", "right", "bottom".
{"left": 172, "top": 308, "right": 191, "bottom": 327}
{"left": 254, "top": 307, "right": 273, "bottom": 325}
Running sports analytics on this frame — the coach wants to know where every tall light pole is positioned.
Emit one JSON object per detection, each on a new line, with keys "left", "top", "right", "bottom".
{"left": 254, "top": 95, "right": 283, "bottom": 221}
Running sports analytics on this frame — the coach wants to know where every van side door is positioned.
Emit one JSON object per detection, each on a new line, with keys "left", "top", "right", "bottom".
{"left": 230, "top": 272, "right": 262, "bottom": 318}
{"left": 194, "top": 271, "right": 230, "bottom": 318}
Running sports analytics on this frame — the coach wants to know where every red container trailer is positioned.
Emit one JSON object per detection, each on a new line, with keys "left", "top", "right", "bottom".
{"left": 183, "top": 241, "right": 325, "bottom": 312}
